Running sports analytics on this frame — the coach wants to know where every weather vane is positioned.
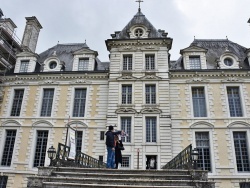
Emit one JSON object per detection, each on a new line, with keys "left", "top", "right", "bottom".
{"left": 136, "top": 0, "right": 143, "bottom": 12}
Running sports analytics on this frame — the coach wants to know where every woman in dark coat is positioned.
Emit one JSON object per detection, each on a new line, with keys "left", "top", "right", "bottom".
{"left": 114, "top": 135, "right": 124, "bottom": 169}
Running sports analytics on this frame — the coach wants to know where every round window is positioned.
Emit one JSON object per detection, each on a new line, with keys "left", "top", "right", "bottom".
{"left": 49, "top": 61, "right": 57, "bottom": 69}
{"left": 134, "top": 28, "right": 143, "bottom": 37}
{"left": 224, "top": 58, "right": 233, "bottom": 66}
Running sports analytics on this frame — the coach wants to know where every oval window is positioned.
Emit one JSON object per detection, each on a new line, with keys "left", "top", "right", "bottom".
{"left": 49, "top": 61, "right": 57, "bottom": 69}
{"left": 224, "top": 58, "right": 233, "bottom": 66}
{"left": 134, "top": 28, "right": 143, "bottom": 37}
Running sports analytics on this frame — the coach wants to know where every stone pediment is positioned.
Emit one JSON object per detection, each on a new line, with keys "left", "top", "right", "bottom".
{"left": 140, "top": 107, "right": 162, "bottom": 114}
{"left": 140, "top": 73, "right": 162, "bottom": 80}
{"left": 180, "top": 45, "right": 208, "bottom": 54}
{"left": 73, "top": 48, "right": 97, "bottom": 56}
{"left": 115, "top": 108, "right": 137, "bottom": 114}
{"left": 117, "top": 73, "right": 138, "bottom": 80}
{"left": 16, "top": 51, "right": 38, "bottom": 58}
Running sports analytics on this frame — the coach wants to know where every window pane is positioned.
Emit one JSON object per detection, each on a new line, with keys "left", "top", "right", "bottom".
{"left": 100, "top": 131, "right": 105, "bottom": 140}
{"left": 195, "top": 132, "right": 211, "bottom": 171}
{"left": 233, "top": 132, "right": 250, "bottom": 172}
{"left": 76, "top": 131, "right": 83, "bottom": 153}
{"left": 145, "top": 85, "right": 156, "bottom": 104}
{"left": 40, "top": 89, "right": 54, "bottom": 117}
{"left": 78, "top": 58, "right": 89, "bottom": 71}
{"left": 19, "top": 60, "right": 29, "bottom": 73}
{"left": 10, "top": 89, "right": 24, "bottom": 116}
{"left": 1, "top": 130, "right": 16, "bottom": 166}
{"left": 0, "top": 176, "right": 8, "bottom": 188}
{"left": 192, "top": 87, "right": 207, "bottom": 117}
{"left": 123, "top": 55, "right": 132, "bottom": 70}
{"left": 227, "top": 87, "right": 243, "bottom": 117}
{"left": 73, "top": 89, "right": 87, "bottom": 117}
{"left": 145, "top": 55, "right": 155, "bottom": 70}
{"left": 146, "top": 117, "right": 156, "bottom": 142}
{"left": 121, "top": 117, "right": 131, "bottom": 142}
{"left": 121, "top": 156, "right": 130, "bottom": 168}
{"left": 122, "top": 85, "right": 132, "bottom": 104}
{"left": 33, "top": 131, "right": 48, "bottom": 167}
{"left": 189, "top": 56, "right": 201, "bottom": 69}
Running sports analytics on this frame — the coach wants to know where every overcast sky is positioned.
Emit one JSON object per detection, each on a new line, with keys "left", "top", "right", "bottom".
{"left": 1, "top": 0, "right": 250, "bottom": 61}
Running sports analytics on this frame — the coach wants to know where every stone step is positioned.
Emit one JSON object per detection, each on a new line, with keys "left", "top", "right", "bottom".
{"left": 54, "top": 172, "right": 192, "bottom": 180}
{"left": 54, "top": 167, "right": 191, "bottom": 176}
{"left": 34, "top": 176, "right": 198, "bottom": 186}
{"left": 43, "top": 182, "right": 196, "bottom": 188}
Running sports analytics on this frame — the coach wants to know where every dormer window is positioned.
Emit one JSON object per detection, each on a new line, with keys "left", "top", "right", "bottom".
{"left": 134, "top": 28, "right": 143, "bottom": 37}
{"left": 49, "top": 61, "right": 57, "bottom": 69}
{"left": 189, "top": 56, "right": 201, "bottom": 69}
{"left": 224, "top": 58, "right": 233, "bottom": 66}
{"left": 19, "top": 60, "right": 29, "bottom": 72}
{"left": 78, "top": 58, "right": 89, "bottom": 71}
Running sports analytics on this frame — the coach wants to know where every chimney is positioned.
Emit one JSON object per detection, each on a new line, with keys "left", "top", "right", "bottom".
{"left": 21, "top": 16, "right": 42, "bottom": 53}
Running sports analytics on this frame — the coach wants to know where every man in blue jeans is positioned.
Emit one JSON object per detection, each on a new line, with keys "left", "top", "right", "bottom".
{"left": 105, "top": 125, "right": 123, "bottom": 168}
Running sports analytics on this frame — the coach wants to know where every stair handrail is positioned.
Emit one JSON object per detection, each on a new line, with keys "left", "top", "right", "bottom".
{"left": 161, "top": 144, "right": 192, "bottom": 169}
{"left": 51, "top": 142, "right": 106, "bottom": 168}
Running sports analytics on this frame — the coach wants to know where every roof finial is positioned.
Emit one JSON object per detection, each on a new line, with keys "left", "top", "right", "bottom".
{"left": 226, "top": 36, "right": 228, "bottom": 40}
{"left": 136, "top": 0, "right": 143, "bottom": 12}
{"left": 194, "top": 36, "right": 196, "bottom": 40}
{"left": 85, "top": 39, "right": 86, "bottom": 43}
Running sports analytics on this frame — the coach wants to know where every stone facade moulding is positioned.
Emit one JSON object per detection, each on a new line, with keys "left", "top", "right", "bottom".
{"left": 227, "top": 121, "right": 250, "bottom": 129}
{"left": 32, "top": 120, "right": 54, "bottom": 127}
{"left": 190, "top": 121, "right": 214, "bottom": 129}
{"left": 66, "top": 120, "right": 88, "bottom": 128}
{"left": 1, "top": 119, "right": 22, "bottom": 127}
{"left": 115, "top": 108, "right": 138, "bottom": 114}
{"left": 140, "top": 107, "right": 162, "bottom": 114}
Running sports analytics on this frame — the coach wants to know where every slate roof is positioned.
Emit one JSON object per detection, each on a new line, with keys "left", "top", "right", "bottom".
{"left": 112, "top": 11, "right": 168, "bottom": 39}
{"left": 171, "top": 39, "right": 249, "bottom": 70}
{"left": 37, "top": 43, "right": 108, "bottom": 72}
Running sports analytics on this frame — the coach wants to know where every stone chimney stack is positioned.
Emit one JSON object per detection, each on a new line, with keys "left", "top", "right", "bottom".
{"left": 21, "top": 16, "right": 42, "bottom": 53}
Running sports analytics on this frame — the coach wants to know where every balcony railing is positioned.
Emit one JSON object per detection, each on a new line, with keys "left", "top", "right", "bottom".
{"left": 162, "top": 144, "right": 193, "bottom": 169}
{"left": 51, "top": 143, "right": 106, "bottom": 168}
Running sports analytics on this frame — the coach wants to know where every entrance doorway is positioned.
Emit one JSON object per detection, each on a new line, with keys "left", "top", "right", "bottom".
{"left": 146, "top": 155, "right": 157, "bottom": 169}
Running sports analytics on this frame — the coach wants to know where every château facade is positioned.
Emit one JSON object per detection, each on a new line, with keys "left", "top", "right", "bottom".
{"left": 0, "top": 7, "right": 250, "bottom": 188}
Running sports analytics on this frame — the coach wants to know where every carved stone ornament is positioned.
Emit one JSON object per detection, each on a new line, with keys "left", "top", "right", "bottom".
{"left": 140, "top": 107, "right": 162, "bottom": 114}
{"left": 186, "top": 77, "right": 206, "bottom": 83}
{"left": 140, "top": 74, "right": 161, "bottom": 80}
{"left": 43, "top": 80, "right": 54, "bottom": 84}
{"left": 144, "top": 45, "right": 155, "bottom": 49}
{"left": 72, "top": 79, "right": 92, "bottom": 84}
{"left": 115, "top": 108, "right": 137, "bottom": 114}
{"left": 14, "top": 80, "right": 25, "bottom": 85}
{"left": 223, "top": 77, "right": 240, "bottom": 82}
{"left": 123, "top": 46, "right": 132, "bottom": 50}
{"left": 117, "top": 74, "right": 137, "bottom": 80}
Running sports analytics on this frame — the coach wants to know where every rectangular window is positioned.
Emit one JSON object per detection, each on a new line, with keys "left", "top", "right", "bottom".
{"left": 123, "top": 55, "right": 132, "bottom": 70}
{"left": 145, "top": 85, "right": 156, "bottom": 104}
{"left": 76, "top": 131, "right": 83, "bottom": 153}
{"left": 78, "top": 58, "right": 89, "bottom": 71}
{"left": 146, "top": 117, "right": 156, "bottom": 142}
{"left": 73, "top": 88, "right": 87, "bottom": 117}
{"left": 121, "top": 156, "right": 130, "bottom": 168}
{"left": 195, "top": 132, "right": 211, "bottom": 171}
{"left": 121, "top": 117, "right": 131, "bottom": 143}
{"left": 19, "top": 60, "right": 29, "bottom": 73}
{"left": 122, "top": 85, "right": 132, "bottom": 104}
{"left": 233, "top": 132, "right": 250, "bottom": 172}
{"left": 40, "top": 89, "right": 54, "bottom": 117}
{"left": 10, "top": 89, "right": 24, "bottom": 116}
{"left": 192, "top": 87, "right": 207, "bottom": 117}
{"left": 33, "top": 130, "right": 48, "bottom": 167}
{"left": 189, "top": 56, "right": 201, "bottom": 69}
{"left": 227, "top": 87, "right": 243, "bottom": 117}
{"left": 99, "top": 156, "right": 103, "bottom": 162}
{"left": 240, "top": 183, "right": 250, "bottom": 188}
{"left": 100, "top": 131, "right": 105, "bottom": 140}
{"left": 0, "top": 176, "right": 8, "bottom": 188}
{"left": 145, "top": 55, "right": 155, "bottom": 70}
{"left": 1, "top": 130, "right": 16, "bottom": 166}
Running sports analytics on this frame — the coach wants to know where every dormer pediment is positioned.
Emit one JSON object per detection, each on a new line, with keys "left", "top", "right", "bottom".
{"left": 73, "top": 48, "right": 98, "bottom": 56}
{"left": 180, "top": 46, "right": 208, "bottom": 54}
{"left": 16, "top": 51, "right": 39, "bottom": 58}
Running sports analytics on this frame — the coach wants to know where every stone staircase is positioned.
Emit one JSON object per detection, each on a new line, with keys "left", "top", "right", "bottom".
{"left": 27, "top": 167, "right": 214, "bottom": 188}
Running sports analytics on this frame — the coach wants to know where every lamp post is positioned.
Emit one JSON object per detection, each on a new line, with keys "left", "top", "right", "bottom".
{"left": 47, "top": 146, "right": 56, "bottom": 166}
{"left": 191, "top": 148, "right": 199, "bottom": 170}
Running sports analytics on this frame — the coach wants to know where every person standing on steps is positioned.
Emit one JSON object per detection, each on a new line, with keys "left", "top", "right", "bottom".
{"left": 105, "top": 125, "right": 123, "bottom": 168}
{"left": 114, "top": 135, "right": 124, "bottom": 169}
